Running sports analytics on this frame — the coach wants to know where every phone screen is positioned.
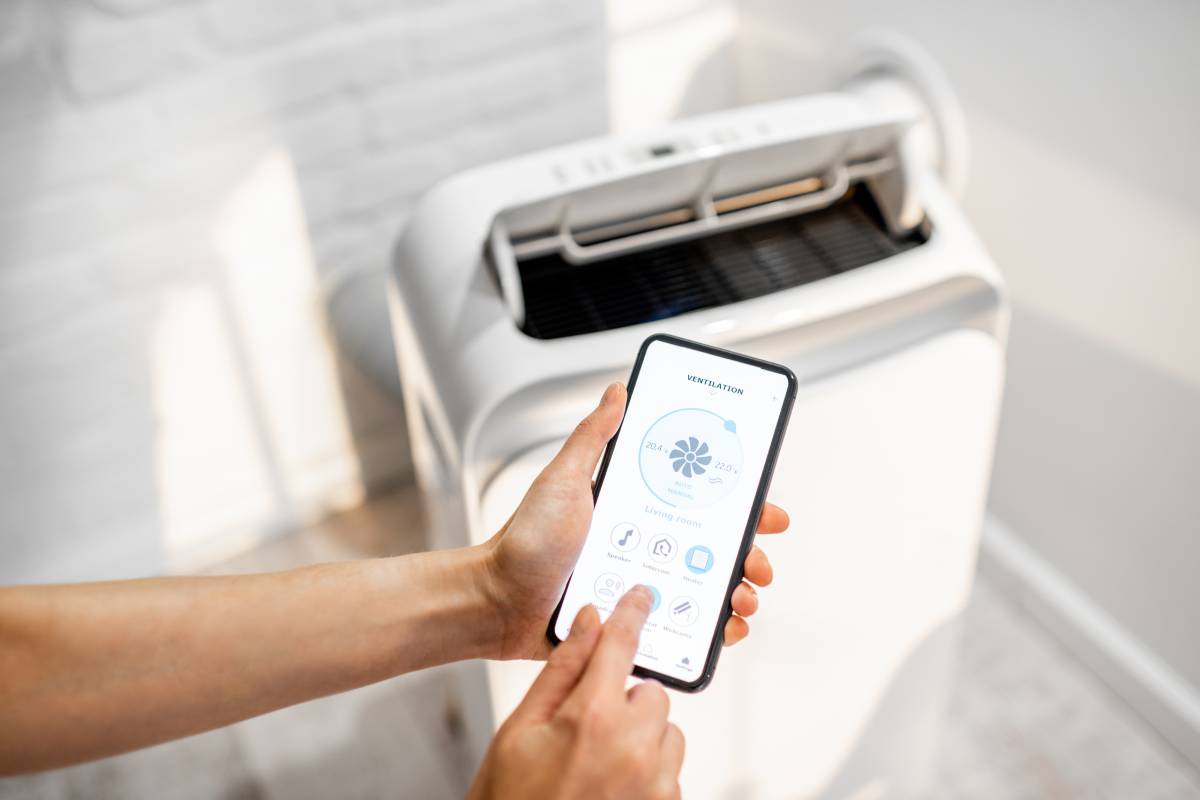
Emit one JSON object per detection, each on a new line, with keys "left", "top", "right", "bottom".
{"left": 552, "top": 336, "right": 794, "bottom": 687}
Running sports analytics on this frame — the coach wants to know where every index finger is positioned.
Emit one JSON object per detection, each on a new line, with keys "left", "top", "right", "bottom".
{"left": 573, "top": 586, "right": 652, "bottom": 698}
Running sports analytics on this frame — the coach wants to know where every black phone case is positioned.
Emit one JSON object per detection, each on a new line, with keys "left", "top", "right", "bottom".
{"left": 545, "top": 332, "right": 798, "bottom": 692}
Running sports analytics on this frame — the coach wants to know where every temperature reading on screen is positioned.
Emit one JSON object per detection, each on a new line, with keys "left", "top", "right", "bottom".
{"left": 639, "top": 408, "right": 743, "bottom": 509}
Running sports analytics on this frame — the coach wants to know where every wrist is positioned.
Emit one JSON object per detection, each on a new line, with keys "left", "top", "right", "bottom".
{"left": 373, "top": 545, "right": 507, "bottom": 669}
{"left": 434, "top": 544, "right": 508, "bottom": 663}
{"left": 471, "top": 539, "right": 516, "bottom": 661}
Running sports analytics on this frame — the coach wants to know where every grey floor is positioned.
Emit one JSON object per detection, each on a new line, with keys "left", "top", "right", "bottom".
{"left": 3, "top": 486, "right": 1198, "bottom": 799}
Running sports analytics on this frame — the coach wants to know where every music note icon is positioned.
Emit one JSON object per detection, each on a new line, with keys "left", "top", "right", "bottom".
{"left": 610, "top": 522, "right": 641, "bottom": 552}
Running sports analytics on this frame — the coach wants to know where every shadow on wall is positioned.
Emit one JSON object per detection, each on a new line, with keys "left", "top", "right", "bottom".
{"left": 0, "top": 1, "right": 614, "bottom": 582}
{"left": 989, "top": 305, "right": 1200, "bottom": 689}
{"left": 0, "top": 3, "right": 168, "bottom": 582}
{"left": 0, "top": 3, "right": 365, "bottom": 581}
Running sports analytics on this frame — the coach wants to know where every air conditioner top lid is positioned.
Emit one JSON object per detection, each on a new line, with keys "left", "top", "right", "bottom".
{"left": 497, "top": 92, "right": 915, "bottom": 239}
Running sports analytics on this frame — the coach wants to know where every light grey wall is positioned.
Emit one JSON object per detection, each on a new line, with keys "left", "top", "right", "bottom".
{"left": 0, "top": 0, "right": 611, "bottom": 582}
{"left": 734, "top": 0, "right": 1200, "bottom": 715}
{"left": 0, "top": 0, "right": 737, "bottom": 584}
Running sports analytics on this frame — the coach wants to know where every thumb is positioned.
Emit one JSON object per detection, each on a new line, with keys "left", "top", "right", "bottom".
{"left": 508, "top": 605, "right": 601, "bottom": 723}
{"left": 552, "top": 383, "right": 626, "bottom": 479}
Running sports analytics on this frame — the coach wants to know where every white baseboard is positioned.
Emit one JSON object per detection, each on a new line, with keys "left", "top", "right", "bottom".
{"left": 980, "top": 514, "right": 1200, "bottom": 769}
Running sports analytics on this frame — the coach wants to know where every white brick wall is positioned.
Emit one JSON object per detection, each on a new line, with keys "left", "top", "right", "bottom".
{"left": 0, "top": 0, "right": 615, "bottom": 582}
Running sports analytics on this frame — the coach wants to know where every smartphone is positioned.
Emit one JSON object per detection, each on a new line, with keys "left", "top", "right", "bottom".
{"left": 547, "top": 333, "right": 797, "bottom": 692}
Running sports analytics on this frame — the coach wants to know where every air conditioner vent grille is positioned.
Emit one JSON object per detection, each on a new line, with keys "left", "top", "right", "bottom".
{"left": 517, "top": 187, "right": 925, "bottom": 340}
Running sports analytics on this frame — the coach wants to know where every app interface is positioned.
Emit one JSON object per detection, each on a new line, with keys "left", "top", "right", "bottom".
{"left": 554, "top": 339, "right": 790, "bottom": 683}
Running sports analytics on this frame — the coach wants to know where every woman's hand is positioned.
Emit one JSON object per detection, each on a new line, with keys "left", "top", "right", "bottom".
{"left": 478, "top": 382, "right": 790, "bottom": 661}
{"left": 469, "top": 588, "right": 684, "bottom": 800}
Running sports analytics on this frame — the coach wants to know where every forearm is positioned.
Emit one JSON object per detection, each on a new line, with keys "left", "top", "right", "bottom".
{"left": 0, "top": 545, "right": 501, "bottom": 775}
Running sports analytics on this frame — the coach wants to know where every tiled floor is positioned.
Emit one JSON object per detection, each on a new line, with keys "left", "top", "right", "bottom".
{"left": 934, "top": 578, "right": 1200, "bottom": 799}
{"left": 3, "top": 486, "right": 1198, "bottom": 799}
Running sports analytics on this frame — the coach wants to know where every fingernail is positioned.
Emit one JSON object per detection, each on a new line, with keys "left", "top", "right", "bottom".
{"left": 630, "top": 585, "right": 652, "bottom": 604}
{"left": 602, "top": 382, "right": 622, "bottom": 404}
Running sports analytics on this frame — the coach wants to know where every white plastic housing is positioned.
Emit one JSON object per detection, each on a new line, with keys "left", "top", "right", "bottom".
{"left": 388, "top": 69, "right": 1006, "bottom": 799}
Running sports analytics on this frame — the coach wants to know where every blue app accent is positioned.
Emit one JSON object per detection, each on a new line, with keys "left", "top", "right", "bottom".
{"left": 646, "top": 585, "right": 662, "bottom": 613}
{"left": 685, "top": 545, "right": 715, "bottom": 574}
{"left": 638, "top": 407, "right": 744, "bottom": 509}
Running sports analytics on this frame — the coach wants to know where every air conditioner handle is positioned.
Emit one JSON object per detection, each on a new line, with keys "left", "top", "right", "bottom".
{"left": 557, "top": 165, "right": 851, "bottom": 266}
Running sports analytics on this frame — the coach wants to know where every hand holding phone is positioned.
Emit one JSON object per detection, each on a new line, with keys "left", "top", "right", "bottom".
{"left": 475, "top": 341, "right": 790, "bottom": 666}
{"left": 548, "top": 334, "right": 797, "bottom": 691}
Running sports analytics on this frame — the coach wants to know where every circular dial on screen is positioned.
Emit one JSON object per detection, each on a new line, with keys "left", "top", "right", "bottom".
{"left": 639, "top": 408, "right": 743, "bottom": 509}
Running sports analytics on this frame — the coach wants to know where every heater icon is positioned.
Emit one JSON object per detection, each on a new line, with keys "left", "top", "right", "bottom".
{"left": 685, "top": 545, "right": 714, "bottom": 574}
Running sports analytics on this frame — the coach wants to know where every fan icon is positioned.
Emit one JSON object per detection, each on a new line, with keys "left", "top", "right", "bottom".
{"left": 670, "top": 437, "right": 712, "bottom": 478}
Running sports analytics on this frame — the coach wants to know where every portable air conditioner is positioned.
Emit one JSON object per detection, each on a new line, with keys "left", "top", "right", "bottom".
{"left": 388, "top": 37, "right": 1007, "bottom": 800}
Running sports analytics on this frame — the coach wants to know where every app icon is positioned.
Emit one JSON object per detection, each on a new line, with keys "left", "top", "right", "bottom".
{"left": 610, "top": 522, "right": 641, "bottom": 552}
{"left": 685, "top": 545, "right": 714, "bottom": 575}
{"left": 668, "top": 595, "right": 699, "bottom": 626}
{"left": 647, "top": 534, "right": 677, "bottom": 563}
{"left": 594, "top": 572, "right": 624, "bottom": 602}
{"left": 669, "top": 437, "right": 711, "bottom": 478}
{"left": 645, "top": 585, "right": 661, "bottom": 613}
